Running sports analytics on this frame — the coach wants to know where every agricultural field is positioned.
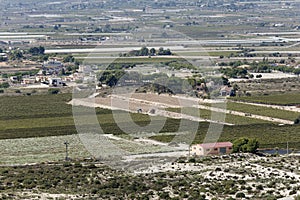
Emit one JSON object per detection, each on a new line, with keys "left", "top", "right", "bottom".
{"left": 0, "top": 92, "right": 299, "bottom": 165}
{"left": 231, "top": 93, "right": 300, "bottom": 106}
{"left": 0, "top": 0, "right": 300, "bottom": 198}
{"left": 200, "top": 101, "right": 300, "bottom": 121}
{"left": 150, "top": 123, "right": 300, "bottom": 149}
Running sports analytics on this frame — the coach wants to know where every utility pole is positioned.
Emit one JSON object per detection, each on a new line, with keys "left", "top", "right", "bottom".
{"left": 64, "top": 141, "right": 69, "bottom": 161}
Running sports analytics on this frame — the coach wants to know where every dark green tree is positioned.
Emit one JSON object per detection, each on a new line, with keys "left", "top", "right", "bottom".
{"left": 150, "top": 48, "right": 156, "bottom": 56}
{"left": 63, "top": 55, "right": 75, "bottom": 63}
{"left": 0, "top": 82, "right": 10, "bottom": 88}
{"left": 232, "top": 137, "right": 259, "bottom": 153}
{"left": 140, "top": 46, "right": 149, "bottom": 56}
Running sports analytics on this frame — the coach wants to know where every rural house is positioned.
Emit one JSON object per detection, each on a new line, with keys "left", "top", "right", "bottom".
{"left": 190, "top": 142, "right": 233, "bottom": 156}
{"left": 220, "top": 86, "right": 234, "bottom": 96}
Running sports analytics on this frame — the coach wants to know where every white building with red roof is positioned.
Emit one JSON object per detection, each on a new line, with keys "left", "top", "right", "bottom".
{"left": 190, "top": 142, "right": 233, "bottom": 156}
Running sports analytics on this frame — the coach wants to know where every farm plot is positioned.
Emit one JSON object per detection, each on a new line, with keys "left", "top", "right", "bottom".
{"left": 226, "top": 101, "right": 300, "bottom": 121}
{"left": 230, "top": 93, "right": 300, "bottom": 106}
{"left": 151, "top": 123, "right": 300, "bottom": 149}
{"left": 0, "top": 135, "right": 90, "bottom": 165}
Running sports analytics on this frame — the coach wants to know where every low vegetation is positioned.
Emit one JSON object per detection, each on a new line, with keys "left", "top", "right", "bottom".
{"left": 231, "top": 93, "right": 300, "bottom": 106}
{"left": 0, "top": 154, "right": 298, "bottom": 199}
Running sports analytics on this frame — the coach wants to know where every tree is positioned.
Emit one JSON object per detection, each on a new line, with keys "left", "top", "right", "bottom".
{"left": 293, "top": 68, "right": 300, "bottom": 76}
{"left": 39, "top": 46, "right": 45, "bottom": 54}
{"left": 222, "top": 76, "right": 230, "bottom": 86}
{"left": 60, "top": 68, "right": 66, "bottom": 75}
{"left": 236, "top": 192, "right": 246, "bottom": 198}
{"left": 294, "top": 116, "right": 300, "bottom": 124}
{"left": 29, "top": 46, "right": 45, "bottom": 55}
{"left": 0, "top": 82, "right": 10, "bottom": 88}
{"left": 245, "top": 138, "right": 260, "bottom": 153}
{"left": 150, "top": 48, "right": 156, "bottom": 56}
{"left": 48, "top": 88, "right": 60, "bottom": 94}
{"left": 140, "top": 46, "right": 149, "bottom": 56}
{"left": 233, "top": 83, "right": 240, "bottom": 91}
{"left": 164, "top": 48, "right": 172, "bottom": 55}
{"left": 63, "top": 55, "right": 75, "bottom": 63}
{"left": 232, "top": 137, "right": 259, "bottom": 153}
{"left": 158, "top": 47, "right": 164, "bottom": 55}
{"left": 10, "top": 50, "right": 23, "bottom": 60}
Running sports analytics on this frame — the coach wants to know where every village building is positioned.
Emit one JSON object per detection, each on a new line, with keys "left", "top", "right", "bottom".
{"left": 220, "top": 86, "right": 234, "bottom": 96}
{"left": 21, "top": 77, "right": 36, "bottom": 85}
{"left": 49, "top": 77, "right": 63, "bottom": 87}
{"left": 41, "top": 60, "right": 64, "bottom": 75}
{"left": 190, "top": 142, "right": 233, "bottom": 156}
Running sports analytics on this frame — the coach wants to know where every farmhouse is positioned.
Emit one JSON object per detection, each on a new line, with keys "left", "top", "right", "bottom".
{"left": 43, "top": 60, "right": 63, "bottom": 68}
{"left": 49, "top": 77, "right": 63, "bottom": 87}
{"left": 21, "top": 77, "right": 36, "bottom": 85}
{"left": 41, "top": 60, "right": 64, "bottom": 75}
{"left": 190, "top": 142, "right": 233, "bottom": 156}
{"left": 220, "top": 86, "right": 234, "bottom": 96}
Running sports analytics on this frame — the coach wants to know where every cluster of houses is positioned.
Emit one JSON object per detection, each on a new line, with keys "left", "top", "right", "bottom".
{"left": 6, "top": 60, "right": 86, "bottom": 87}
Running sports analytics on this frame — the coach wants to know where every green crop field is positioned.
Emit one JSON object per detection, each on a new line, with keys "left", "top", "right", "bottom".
{"left": 150, "top": 123, "right": 300, "bottom": 149}
{"left": 167, "top": 107, "right": 269, "bottom": 125}
{"left": 226, "top": 101, "right": 299, "bottom": 121}
{"left": 230, "top": 93, "right": 300, "bottom": 106}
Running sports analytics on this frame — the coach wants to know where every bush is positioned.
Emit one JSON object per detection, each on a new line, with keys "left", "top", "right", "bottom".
{"left": 232, "top": 137, "right": 259, "bottom": 153}
{"left": 294, "top": 116, "right": 300, "bottom": 124}
{"left": 236, "top": 192, "right": 246, "bottom": 198}
{"left": 0, "top": 82, "right": 9, "bottom": 88}
{"left": 48, "top": 88, "right": 60, "bottom": 94}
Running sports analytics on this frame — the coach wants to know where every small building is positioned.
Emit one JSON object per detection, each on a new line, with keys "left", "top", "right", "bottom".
{"left": 43, "top": 60, "right": 63, "bottom": 68}
{"left": 49, "top": 77, "right": 63, "bottom": 87}
{"left": 21, "top": 78, "right": 36, "bottom": 85}
{"left": 190, "top": 142, "right": 233, "bottom": 156}
{"left": 220, "top": 86, "right": 234, "bottom": 96}
{"left": 10, "top": 76, "right": 19, "bottom": 83}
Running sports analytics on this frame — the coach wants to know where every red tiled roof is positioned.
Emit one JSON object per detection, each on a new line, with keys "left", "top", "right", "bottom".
{"left": 197, "top": 142, "right": 232, "bottom": 149}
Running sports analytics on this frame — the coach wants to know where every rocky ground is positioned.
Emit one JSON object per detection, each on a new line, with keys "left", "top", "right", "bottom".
{"left": 0, "top": 153, "right": 299, "bottom": 200}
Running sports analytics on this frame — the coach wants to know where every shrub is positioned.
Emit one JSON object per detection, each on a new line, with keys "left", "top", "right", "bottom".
{"left": 294, "top": 116, "right": 300, "bottom": 124}
{"left": 236, "top": 192, "right": 246, "bottom": 198}
{"left": 232, "top": 137, "right": 259, "bottom": 153}
{"left": 48, "top": 88, "right": 60, "bottom": 94}
{"left": 0, "top": 82, "right": 9, "bottom": 88}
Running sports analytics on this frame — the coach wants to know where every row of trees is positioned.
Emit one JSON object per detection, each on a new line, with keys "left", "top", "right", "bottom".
{"left": 98, "top": 70, "right": 195, "bottom": 94}
{"left": 120, "top": 47, "right": 172, "bottom": 57}
{"left": 219, "top": 60, "right": 300, "bottom": 78}
{"left": 28, "top": 46, "right": 45, "bottom": 55}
